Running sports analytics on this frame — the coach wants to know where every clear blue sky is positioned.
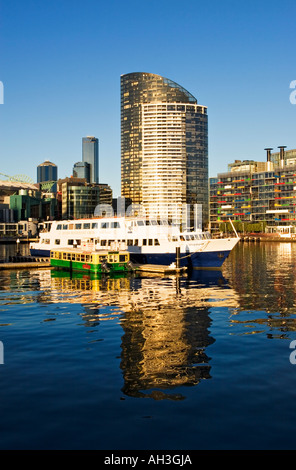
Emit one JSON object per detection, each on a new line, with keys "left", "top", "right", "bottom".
{"left": 1, "top": 0, "right": 296, "bottom": 196}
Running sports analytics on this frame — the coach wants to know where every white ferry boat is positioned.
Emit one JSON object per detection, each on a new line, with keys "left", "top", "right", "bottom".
{"left": 30, "top": 217, "right": 240, "bottom": 269}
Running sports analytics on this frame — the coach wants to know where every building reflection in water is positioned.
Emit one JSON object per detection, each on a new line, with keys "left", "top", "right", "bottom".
{"left": 49, "top": 269, "right": 238, "bottom": 399}
{"left": 223, "top": 242, "right": 296, "bottom": 337}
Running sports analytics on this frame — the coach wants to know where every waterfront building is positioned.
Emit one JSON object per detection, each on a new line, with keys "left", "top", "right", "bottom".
{"left": 57, "top": 177, "right": 112, "bottom": 220}
{"left": 37, "top": 160, "right": 58, "bottom": 192}
{"left": 10, "top": 189, "right": 57, "bottom": 222}
{"left": 209, "top": 147, "right": 296, "bottom": 234}
{"left": 82, "top": 136, "right": 99, "bottom": 184}
{"left": 98, "top": 183, "right": 113, "bottom": 206}
{"left": 121, "top": 72, "right": 208, "bottom": 227}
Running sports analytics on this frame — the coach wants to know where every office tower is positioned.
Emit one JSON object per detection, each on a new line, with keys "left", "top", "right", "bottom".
{"left": 121, "top": 72, "right": 208, "bottom": 226}
{"left": 37, "top": 160, "right": 58, "bottom": 184}
{"left": 73, "top": 161, "right": 91, "bottom": 182}
{"left": 82, "top": 136, "right": 99, "bottom": 184}
{"left": 37, "top": 160, "right": 58, "bottom": 192}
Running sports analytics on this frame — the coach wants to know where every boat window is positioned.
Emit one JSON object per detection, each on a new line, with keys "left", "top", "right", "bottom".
{"left": 69, "top": 224, "right": 74, "bottom": 230}
{"left": 137, "top": 221, "right": 145, "bottom": 226}
{"left": 185, "top": 235, "right": 190, "bottom": 241}
{"left": 71, "top": 253, "right": 75, "bottom": 261}
{"left": 99, "top": 255, "right": 107, "bottom": 263}
{"left": 83, "top": 223, "right": 90, "bottom": 229}
{"left": 108, "top": 240, "right": 114, "bottom": 246}
{"left": 101, "top": 222, "right": 109, "bottom": 229}
{"left": 85, "top": 255, "right": 90, "bottom": 262}
{"left": 63, "top": 253, "right": 67, "bottom": 260}
{"left": 127, "top": 239, "right": 133, "bottom": 246}
{"left": 68, "top": 240, "right": 73, "bottom": 245}
{"left": 75, "top": 224, "right": 82, "bottom": 230}
{"left": 119, "top": 254, "right": 127, "bottom": 262}
{"left": 111, "top": 222, "right": 120, "bottom": 228}
{"left": 67, "top": 253, "right": 71, "bottom": 260}
{"left": 55, "top": 239, "right": 60, "bottom": 245}
{"left": 180, "top": 235, "right": 185, "bottom": 241}
{"left": 191, "top": 235, "right": 195, "bottom": 240}
{"left": 148, "top": 239, "right": 153, "bottom": 246}
{"left": 145, "top": 221, "right": 150, "bottom": 225}
{"left": 63, "top": 225, "right": 68, "bottom": 230}
{"left": 76, "top": 254, "right": 81, "bottom": 261}
{"left": 57, "top": 224, "right": 62, "bottom": 230}
{"left": 45, "top": 239, "right": 50, "bottom": 244}
{"left": 76, "top": 240, "right": 81, "bottom": 246}
{"left": 134, "top": 239, "right": 138, "bottom": 246}
{"left": 154, "top": 239, "right": 160, "bottom": 246}
{"left": 172, "top": 236, "right": 178, "bottom": 242}
{"left": 81, "top": 254, "right": 85, "bottom": 262}
{"left": 101, "top": 240, "right": 107, "bottom": 246}
{"left": 143, "top": 239, "right": 147, "bottom": 246}
{"left": 150, "top": 220, "right": 157, "bottom": 225}
{"left": 92, "top": 223, "right": 98, "bottom": 229}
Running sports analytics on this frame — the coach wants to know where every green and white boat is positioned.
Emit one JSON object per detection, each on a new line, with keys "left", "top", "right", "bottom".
{"left": 50, "top": 248, "right": 131, "bottom": 274}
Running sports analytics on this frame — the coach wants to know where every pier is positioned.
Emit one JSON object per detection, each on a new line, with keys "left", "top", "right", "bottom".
{"left": 0, "top": 258, "right": 51, "bottom": 270}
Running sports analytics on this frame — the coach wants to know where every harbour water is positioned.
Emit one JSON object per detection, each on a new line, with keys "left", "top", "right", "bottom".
{"left": 0, "top": 241, "right": 296, "bottom": 450}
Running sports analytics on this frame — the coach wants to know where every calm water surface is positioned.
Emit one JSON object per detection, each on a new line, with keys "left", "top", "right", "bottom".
{"left": 0, "top": 241, "right": 296, "bottom": 450}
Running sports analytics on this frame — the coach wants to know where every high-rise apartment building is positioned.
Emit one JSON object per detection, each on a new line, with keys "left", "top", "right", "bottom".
{"left": 121, "top": 72, "right": 208, "bottom": 226}
{"left": 82, "top": 136, "right": 99, "bottom": 184}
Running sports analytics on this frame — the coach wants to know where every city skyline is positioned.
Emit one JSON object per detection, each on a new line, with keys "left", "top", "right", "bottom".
{"left": 1, "top": 0, "right": 296, "bottom": 197}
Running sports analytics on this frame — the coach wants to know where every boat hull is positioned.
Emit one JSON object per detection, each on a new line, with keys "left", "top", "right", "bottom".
{"left": 31, "top": 246, "right": 236, "bottom": 269}
{"left": 129, "top": 249, "right": 231, "bottom": 269}
{"left": 50, "top": 258, "right": 128, "bottom": 273}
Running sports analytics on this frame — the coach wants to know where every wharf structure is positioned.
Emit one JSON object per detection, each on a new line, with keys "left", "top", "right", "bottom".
{"left": 209, "top": 147, "right": 296, "bottom": 235}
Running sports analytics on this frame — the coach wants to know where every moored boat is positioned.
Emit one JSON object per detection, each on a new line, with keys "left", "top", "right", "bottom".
{"left": 31, "top": 216, "right": 240, "bottom": 270}
{"left": 50, "top": 248, "right": 131, "bottom": 274}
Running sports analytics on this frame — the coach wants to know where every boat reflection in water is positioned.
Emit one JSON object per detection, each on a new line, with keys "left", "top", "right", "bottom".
{"left": 50, "top": 269, "right": 239, "bottom": 400}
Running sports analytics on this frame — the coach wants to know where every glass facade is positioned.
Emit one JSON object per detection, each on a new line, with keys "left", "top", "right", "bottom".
{"left": 121, "top": 72, "right": 208, "bottom": 226}
{"left": 62, "top": 183, "right": 100, "bottom": 219}
{"left": 82, "top": 136, "right": 99, "bottom": 184}
{"left": 37, "top": 161, "right": 58, "bottom": 183}
{"left": 73, "top": 161, "right": 91, "bottom": 182}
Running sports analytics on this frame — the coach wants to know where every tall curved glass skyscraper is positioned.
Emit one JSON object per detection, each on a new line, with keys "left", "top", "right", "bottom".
{"left": 121, "top": 72, "right": 208, "bottom": 226}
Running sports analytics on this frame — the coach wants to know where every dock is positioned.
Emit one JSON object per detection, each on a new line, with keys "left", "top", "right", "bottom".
{"left": 134, "top": 263, "right": 187, "bottom": 275}
{"left": 0, "top": 258, "right": 51, "bottom": 270}
{"left": 0, "top": 260, "right": 186, "bottom": 274}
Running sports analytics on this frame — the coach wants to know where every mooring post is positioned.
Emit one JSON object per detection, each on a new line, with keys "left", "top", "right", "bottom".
{"left": 176, "top": 247, "right": 180, "bottom": 269}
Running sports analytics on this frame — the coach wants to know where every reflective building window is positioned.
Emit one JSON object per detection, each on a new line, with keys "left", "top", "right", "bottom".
{"left": 121, "top": 72, "right": 208, "bottom": 227}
